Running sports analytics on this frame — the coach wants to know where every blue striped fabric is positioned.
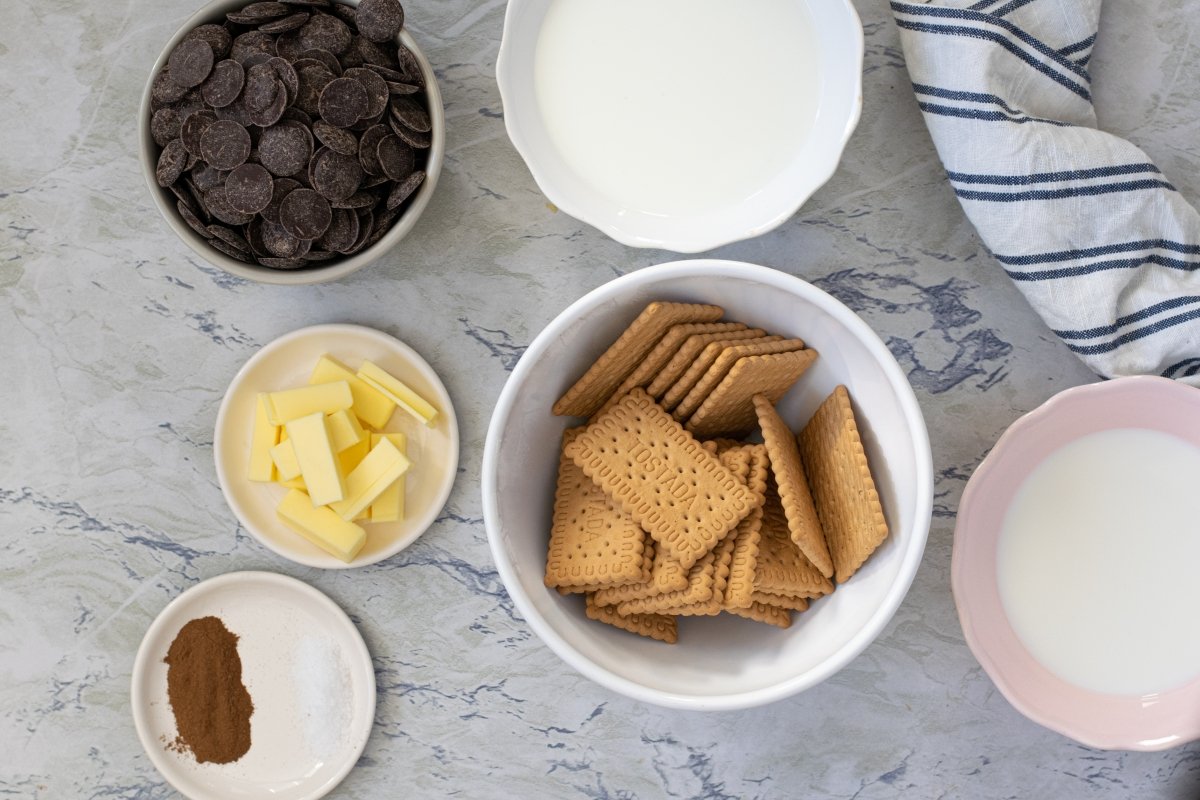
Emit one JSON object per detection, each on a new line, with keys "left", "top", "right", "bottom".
{"left": 892, "top": 0, "right": 1200, "bottom": 382}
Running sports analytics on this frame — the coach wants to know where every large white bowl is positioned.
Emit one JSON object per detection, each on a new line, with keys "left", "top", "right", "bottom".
{"left": 496, "top": 0, "right": 863, "bottom": 253}
{"left": 482, "top": 261, "right": 932, "bottom": 710}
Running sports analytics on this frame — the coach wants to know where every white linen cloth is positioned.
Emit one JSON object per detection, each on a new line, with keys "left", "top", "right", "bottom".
{"left": 891, "top": 0, "right": 1200, "bottom": 382}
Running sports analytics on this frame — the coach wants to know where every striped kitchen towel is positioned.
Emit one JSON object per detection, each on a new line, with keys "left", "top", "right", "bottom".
{"left": 892, "top": 0, "right": 1200, "bottom": 382}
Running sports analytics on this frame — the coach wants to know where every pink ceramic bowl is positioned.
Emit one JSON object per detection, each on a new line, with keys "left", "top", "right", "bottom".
{"left": 954, "top": 375, "right": 1200, "bottom": 751}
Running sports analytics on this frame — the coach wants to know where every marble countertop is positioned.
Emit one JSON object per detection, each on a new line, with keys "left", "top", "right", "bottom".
{"left": 3, "top": 0, "right": 1199, "bottom": 797}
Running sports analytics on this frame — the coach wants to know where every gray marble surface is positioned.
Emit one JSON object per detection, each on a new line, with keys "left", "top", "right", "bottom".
{"left": 3, "top": 0, "right": 1199, "bottom": 797}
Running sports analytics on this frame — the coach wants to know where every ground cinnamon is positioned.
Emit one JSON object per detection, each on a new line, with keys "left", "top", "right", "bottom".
{"left": 163, "top": 615, "right": 254, "bottom": 764}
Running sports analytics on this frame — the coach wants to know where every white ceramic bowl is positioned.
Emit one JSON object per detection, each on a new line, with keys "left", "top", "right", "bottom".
{"left": 131, "top": 571, "right": 375, "bottom": 799}
{"left": 496, "top": 0, "right": 863, "bottom": 253}
{"left": 482, "top": 260, "right": 932, "bottom": 710}
{"left": 214, "top": 324, "right": 459, "bottom": 568}
{"left": 138, "top": 0, "right": 445, "bottom": 285}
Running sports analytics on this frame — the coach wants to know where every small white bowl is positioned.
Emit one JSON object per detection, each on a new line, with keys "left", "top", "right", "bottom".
{"left": 138, "top": 0, "right": 445, "bottom": 285}
{"left": 131, "top": 571, "right": 375, "bottom": 799}
{"left": 482, "top": 260, "right": 932, "bottom": 710}
{"left": 214, "top": 324, "right": 459, "bottom": 568}
{"left": 496, "top": 0, "right": 863, "bottom": 253}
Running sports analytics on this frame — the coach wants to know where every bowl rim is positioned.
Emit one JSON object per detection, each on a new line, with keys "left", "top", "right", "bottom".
{"left": 137, "top": 0, "right": 445, "bottom": 286}
{"left": 212, "top": 322, "right": 460, "bottom": 569}
{"left": 953, "top": 374, "right": 1200, "bottom": 751}
{"left": 494, "top": 0, "right": 864, "bottom": 254}
{"left": 482, "top": 259, "right": 933, "bottom": 710}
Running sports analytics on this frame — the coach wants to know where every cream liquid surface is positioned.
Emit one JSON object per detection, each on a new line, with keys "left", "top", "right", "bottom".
{"left": 534, "top": 0, "right": 820, "bottom": 217}
{"left": 997, "top": 428, "right": 1200, "bottom": 695}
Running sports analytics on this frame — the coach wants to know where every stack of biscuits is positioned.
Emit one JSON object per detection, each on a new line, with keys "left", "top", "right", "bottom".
{"left": 544, "top": 302, "right": 889, "bottom": 643}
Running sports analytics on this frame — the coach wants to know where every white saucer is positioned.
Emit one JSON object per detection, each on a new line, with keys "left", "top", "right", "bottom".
{"left": 214, "top": 323, "right": 460, "bottom": 568}
{"left": 131, "top": 571, "right": 376, "bottom": 800}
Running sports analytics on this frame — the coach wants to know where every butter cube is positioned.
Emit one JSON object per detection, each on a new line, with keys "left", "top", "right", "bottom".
{"left": 270, "top": 439, "right": 303, "bottom": 481}
{"left": 278, "top": 476, "right": 307, "bottom": 491}
{"left": 285, "top": 412, "right": 345, "bottom": 507}
{"left": 325, "top": 409, "right": 366, "bottom": 452}
{"left": 368, "top": 432, "right": 406, "bottom": 522}
{"left": 276, "top": 489, "right": 366, "bottom": 562}
{"left": 266, "top": 381, "right": 353, "bottom": 426}
{"left": 249, "top": 393, "right": 280, "bottom": 482}
{"left": 338, "top": 435, "right": 372, "bottom": 476}
{"left": 328, "top": 437, "right": 410, "bottom": 521}
{"left": 357, "top": 361, "right": 438, "bottom": 427}
{"left": 310, "top": 355, "right": 396, "bottom": 430}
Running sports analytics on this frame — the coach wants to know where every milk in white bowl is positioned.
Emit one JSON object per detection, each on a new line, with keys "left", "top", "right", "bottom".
{"left": 496, "top": 0, "right": 864, "bottom": 252}
{"left": 534, "top": 0, "right": 820, "bottom": 218}
{"left": 997, "top": 428, "right": 1200, "bottom": 696}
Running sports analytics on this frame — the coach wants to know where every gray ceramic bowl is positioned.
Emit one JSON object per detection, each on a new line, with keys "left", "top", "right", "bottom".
{"left": 139, "top": 0, "right": 444, "bottom": 285}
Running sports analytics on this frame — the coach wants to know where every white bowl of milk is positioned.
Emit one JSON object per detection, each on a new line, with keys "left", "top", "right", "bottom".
{"left": 496, "top": 0, "right": 863, "bottom": 253}
{"left": 954, "top": 376, "right": 1200, "bottom": 751}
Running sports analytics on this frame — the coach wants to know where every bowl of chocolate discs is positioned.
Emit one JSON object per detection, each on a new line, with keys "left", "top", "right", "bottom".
{"left": 139, "top": 0, "right": 443, "bottom": 284}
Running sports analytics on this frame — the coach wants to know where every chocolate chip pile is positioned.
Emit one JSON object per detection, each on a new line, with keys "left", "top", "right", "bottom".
{"left": 149, "top": 0, "right": 431, "bottom": 270}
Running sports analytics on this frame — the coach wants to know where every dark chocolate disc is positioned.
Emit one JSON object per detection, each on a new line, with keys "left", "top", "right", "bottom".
{"left": 375, "top": 134, "right": 414, "bottom": 182}
{"left": 167, "top": 39, "right": 215, "bottom": 88}
{"left": 225, "top": 163, "right": 275, "bottom": 214}
{"left": 279, "top": 187, "right": 331, "bottom": 239}
{"left": 357, "top": 124, "right": 388, "bottom": 176}
{"left": 297, "top": 13, "right": 352, "bottom": 55}
{"left": 182, "top": 24, "right": 233, "bottom": 60}
{"left": 318, "top": 77, "right": 368, "bottom": 128}
{"left": 204, "top": 184, "right": 255, "bottom": 226}
{"left": 151, "top": 108, "right": 183, "bottom": 147}
{"left": 231, "top": 30, "right": 276, "bottom": 64}
{"left": 258, "top": 121, "right": 313, "bottom": 176}
{"left": 311, "top": 146, "right": 362, "bottom": 202}
{"left": 201, "top": 59, "right": 245, "bottom": 108}
{"left": 200, "top": 119, "right": 252, "bottom": 170}
{"left": 180, "top": 110, "right": 217, "bottom": 157}
{"left": 312, "top": 119, "right": 358, "bottom": 155}
{"left": 389, "top": 95, "right": 429, "bottom": 133}
{"left": 156, "top": 139, "right": 189, "bottom": 187}
{"left": 355, "top": 0, "right": 404, "bottom": 43}
{"left": 386, "top": 169, "right": 424, "bottom": 211}
{"left": 344, "top": 67, "right": 389, "bottom": 118}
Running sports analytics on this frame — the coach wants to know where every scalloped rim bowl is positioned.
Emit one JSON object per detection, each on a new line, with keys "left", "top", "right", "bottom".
{"left": 138, "top": 0, "right": 445, "bottom": 285}
{"left": 953, "top": 376, "right": 1200, "bottom": 751}
{"left": 482, "top": 260, "right": 932, "bottom": 710}
{"left": 495, "top": 0, "right": 864, "bottom": 253}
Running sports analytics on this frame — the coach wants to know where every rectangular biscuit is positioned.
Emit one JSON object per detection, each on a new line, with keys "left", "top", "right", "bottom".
{"left": 592, "top": 322, "right": 750, "bottom": 418}
{"left": 727, "top": 601, "right": 792, "bottom": 629}
{"left": 553, "top": 301, "right": 724, "bottom": 418}
{"left": 585, "top": 593, "right": 678, "bottom": 644}
{"left": 750, "top": 591, "right": 811, "bottom": 611}
{"left": 564, "top": 389, "right": 761, "bottom": 571}
{"left": 644, "top": 330, "right": 771, "bottom": 404}
{"left": 684, "top": 349, "right": 818, "bottom": 439}
{"left": 544, "top": 429, "right": 648, "bottom": 590}
{"left": 753, "top": 485, "right": 834, "bottom": 597}
{"left": 722, "top": 444, "right": 770, "bottom": 610}
{"left": 650, "top": 445, "right": 765, "bottom": 617}
{"left": 673, "top": 338, "right": 806, "bottom": 422}
{"left": 591, "top": 542, "right": 689, "bottom": 606}
{"left": 753, "top": 394, "right": 833, "bottom": 579}
{"left": 796, "top": 386, "right": 889, "bottom": 584}
{"left": 660, "top": 335, "right": 784, "bottom": 413}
